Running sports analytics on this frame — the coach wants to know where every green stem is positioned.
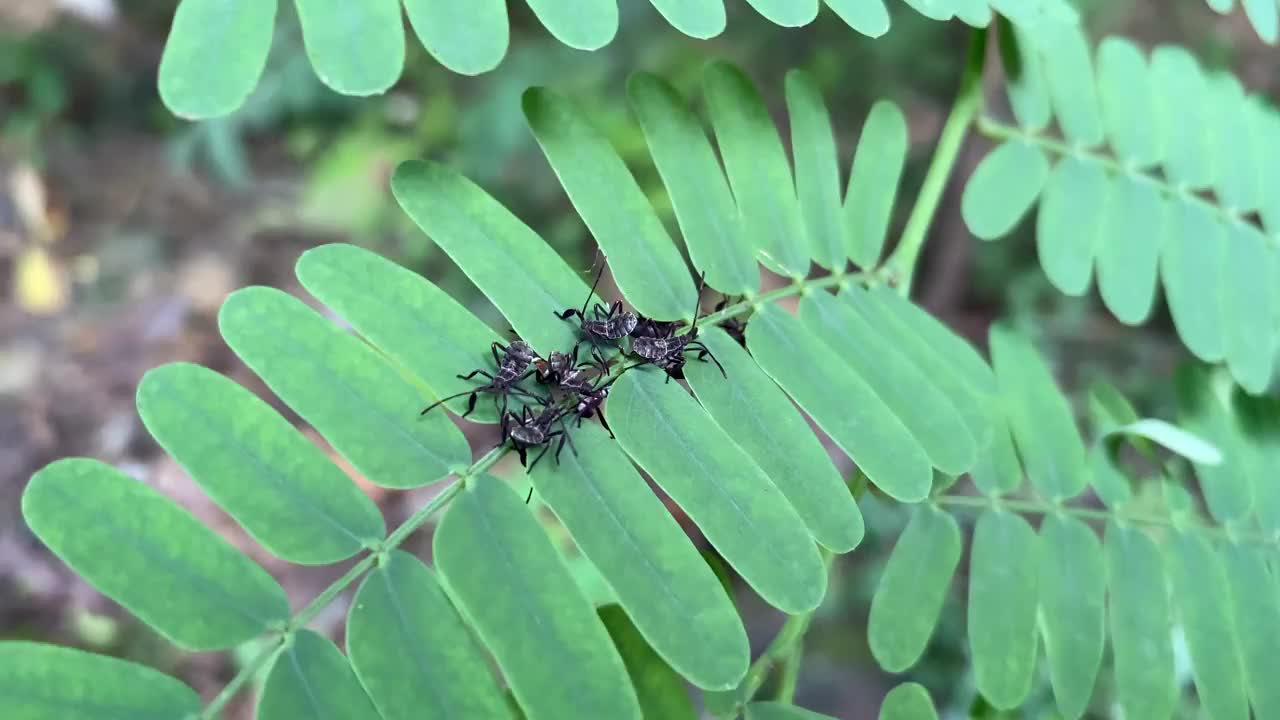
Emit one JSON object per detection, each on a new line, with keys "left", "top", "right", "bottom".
{"left": 200, "top": 638, "right": 284, "bottom": 720}
{"left": 775, "top": 638, "right": 803, "bottom": 704}
{"left": 882, "top": 27, "right": 989, "bottom": 293}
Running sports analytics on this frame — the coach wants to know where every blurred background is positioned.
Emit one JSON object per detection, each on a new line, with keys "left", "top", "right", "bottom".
{"left": 1, "top": 1, "right": 1276, "bottom": 717}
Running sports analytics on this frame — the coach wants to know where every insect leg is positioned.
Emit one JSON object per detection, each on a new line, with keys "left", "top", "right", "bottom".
{"left": 595, "top": 406, "right": 615, "bottom": 438}
{"left": 457, "top": 369, "right": 495, "bottom": 381}
{"left": 528, "top": 442, "right": 552, "bottom": 471}
{"left": 686, "top": 341, "right": 727, "bottom": 378}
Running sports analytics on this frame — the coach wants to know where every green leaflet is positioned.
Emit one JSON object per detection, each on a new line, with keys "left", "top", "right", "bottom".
{"left": 157, "top": 0, "right": 275, "bottom": 120}
{"left": 969, "top": 411, "right": 1023, "bottom": 496}
{"left": 1105, "top": 524, "right": 1175, "bottom": 720}
{"left": 1207, "top": 75, "right": 1258, "bottom": 212}
{"left": 1243, "top": 0, "right": 1280, "bottom": 43}
{"left": 900, "top": 0, "right": 950, "bottom": 21}
{"left": 137, "top": 363, "right": 384, "bottom": 565}
{"left": 599, "top": 605, "right": 698, "bottom": 720}
{"left": 529, "top": 422, "right": 749, "bottom": 689}
{"left": 1161, "top": 198, "right": 1227, "bottom": 363}
{"left": 686, "top": 328, "right": 864, "bottom": 553}
{"left": 347, "top": 550, "right": 512, "bottom": 720}
{"left": 22, "top": 459, "right": 288, "bottom": 650}
{"left": 1026, "top": 20, "right": 1103, "bottom": 146}
{"left": 0, "top": 642, "right": 201, "bottom": 720}
{"left": 293, "top": 0, "right": 403, "bottom": 95}
{"left": 801, "top": 292, "right": 975, "bottom": 474}
{"left": 645, "top": 0, "right": 725, "bottom": 38}
{"left": 1087, "top": 383, "right": 1139, "bottom": 508}
{"left": 523, "top": 0, "right": 618, "bottom": 50}
{"left": 989, "top": 326, "right": 1088, "bottom": 501}
{"left": 435, "top": 474, "right": 641, "bottom": 720}
{"left": 969, "top": 510, "right": 1039, "bottom": 710}
{"left": 1104, "top": 419, "right": 1223, "bottom": 465}
{"left": 950, "top": 0, "right": 992, "bottom": 26}
{"left": 402, "top": 0, "right": 508, "bottom": 75}
{"left": 259, "top": 630, "right": 380, "bottom": 720}
{"left": 1036, "top": 154, "right": 1107, "bottom": 296}
{"left": 610, "top": 369, "right": 827, "bottom": 613}
{"left": 1207, "top": 0, "right": 1236, "bottom": 11}
{"left": 961, "top": 140, "right": 1050, "bottom": 240}
{"left": 787, "top": 69, "right": 848, "bottom": 271}
{"left": 524, "top": 87, "right": 694, "bottom": 320}
{"left": 1177, "top": 365, "right": 1252, "bottom": 524}
{"left": 862, "top": 286, "right": 996, "bottom": 396}
{"left": 999, "top": 22, "right": 1052, "bottom": 132}
{"left": 626, "top": 73, "right": 757, "bottom": 296}
{"left": 1223, "top": 220, "right": 1277, "bottom": 394}
{"left": 219, "top": 286, "right": 471, "bottom": 488}
{"left": 745, "top": 702, "right": 838, "bottom": 720}
{"left": 1234, "top": 392, "right": 1280, "bottom": 534}
{"left": 1151, "top": 46, "right": 1214, "bottom": 189}
{"left": 821, "top": 0, "right": 891, "bottom": 37}
{"left": 1222, "top": 542, "right": 1280, "bottom": 719}
{"left": 391, "top": 160, "right": 591, "bottom": 353}
{"left": 742, "top": 0, "right": 818, "bottom": 26}
{"left": 296, "top": 243, "right": 507, "bottom": 424}
{"left": 1038, "top": 514, "right": 1104, "bottom": 720}
{"left": 845, "top": 101, "right": 908, "bottom": 268}
{"left": 1096, "top": 37, "right": 1160, "bottom": 167}
{"left": 1096, "top": 174, "right": 1163, "bottom": 325}
{"left": 878, "top": 682, "right": 938, "bottom": 720}
{"left": 748, "top": 303, "right": 932, "bottom": 502}
{"left": 703, "top": 62, "right": 810, "bottom": 278}
{"left": 869, "top": 505, "right": 962, "bottom": 672}
{"left": 1166, "top": 530, "right": 1250, "bottom": 720}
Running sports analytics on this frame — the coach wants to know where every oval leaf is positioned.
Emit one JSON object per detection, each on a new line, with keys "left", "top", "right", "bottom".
{"left": 137, "top": 362, "right": 384, "bottom": 565}
{"left": 23, "top": 459, "right": 288, "bottom": 650}
{"left": 822, "top": 0, "right": 891, "bottom": 37}
{"left": 1026, "top": 20, "right": 1103, "bottom": 146}
{"left": 1038, "top": 514, "right": 1105, "bottom": 720}
{"left": 530, "top": 422, "right": 750, "bottom": 689}
{"left": 1151, "top": 46, "right": 1214, "bottom": 188}
{"left": 599, "top": 605, "right": 698, "bottom": 720}
{"left": 259, "top": 630, "right": 380, "bottom": 720}
{"left": 1222, "top": 542, "right": 1280, "bottom": 720}
{"left": 294, "top": 0, "right": 404, "bottom": 95}
{"left": 611, "top": 368, "right": 827, "bottom": 613}
{"left": 962, "top": 141, "right": 1049, "bottom": 240}
{"left": 742, "top": 0, "right": 819, "bottom": 26}
{"left": 1105, "top": 418, "right": 1223, "bottom": 465}
{"left": 787, "top": 69, "right": 848, "bottom": 271}
{"left": 1096, "top": 37, "right": 1160, "bottom": 167}
{"left": 347, "top": 550, "right": 512, "bottom": 720}
{"left": 1161, "top": 198, "right": 1227, "bottom": 363}
{"left": 1036, "top": 154, "right": 1106, "bottom": 296}
{"left": 1243, "top": 0, "right": 1280, "bottom": 43}
{"left": 158, "top": 0, "right": 275, "bottom": 119}
{"left": 403, "top": 0, "right": 508, "bottom": 75}
{"left": 1096, "top": 174, "right": 1164, "bottom": 325}
{"left": 845, "top": 101, "right": 908, "bottom": 268}
{"left": 869, "top": 505, "right": 962, "bottom": 672}
{"left": 1222, "top": 220, "right": 1277, "bottom": 394}
{"left": 1105, "top": 523, "right": 1176, "bottom": 720}
{"left": 969, "top": 510, "right": 1039, "bottom": 710}
{"left": 219, "top": 286, "right": 471, "bottom": 488}
{"left": 879, "top": 682, "right": 938, "bottom": 720}
{"left": 435, "top": 474, "right": 641, "bottom": 720}
{"left": 646, "top": 0, "right": 726, "bottom": 38}
{"left": 1175, "top": 365, "right": 1252, "bottom": 523}
{"left": 524, "top": 0, "right": 618, "bottom": 50}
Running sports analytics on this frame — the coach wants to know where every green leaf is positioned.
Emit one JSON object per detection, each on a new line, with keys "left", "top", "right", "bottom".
{"left": 599, "top": 605, "right": 698, "bottom": 720}
{"left": 1038, "top": 514, "right": 1104, "bottom": 720}
{"left": 524, "top": 0, "right": 618, "bottom": 50}
{"left": 1095, "top": 174, "right": 1163, "bottom": 325}
{"left": 346, "top": 550, "right": 512, "bottom": 720}
{"left": 296, "top": 243, "right": 506, "bottom": 424}
{"left": 951, "top": 0, "right": 992, "bottom": 26}
{"left": 962, "top": 141, "right": 1050, "bottom": 240}
{"left": 1222, "top": 220, "right": 1277, "bottom": 394}
{"left": 999, "top": 22, "right": 1052, "bottom": 131}
{"left": 524, "top": 87, "right": 694, "bottom": 320}
{"left": 1222, "top": 542, "right": 1280, "bottom": 719}
{"left": 1176, "top": 365, "right": 1252, "bottom": 523}
{"left": 822, "top": 0, "right": 891, "bottom": 37}
{"left": 879, "top": 682, "right": 938, "bottom": 720}
{"left": 1166, "top": 530, "right": 1250, "bottom": 720}
{"left": 969, "top": 510, "right": 1039, "bottom": 710}
{"left": 862, "top": 286, "right": 996, "bottom": 396}
{"left": 745, "top": 702, "right": 838, "bottom": 720}
{"left": 391, "top": 160, "right": 592, "bottom": 353}
{"left": 293, "top": 0, "right": 403, "bottom": 95}
{"left": 748, "top": 303, "right": 932, "bottom": 502}
{"left": 402, "top": 0, "right": 508, "bottom": 75}
{"left": 219, "top": 286, "right": 471, "bottom": 488}
{"left": 1036, "top": 155, "right": 1106, "bottom": 296}
{"left": 137, "top": 362, "right": 384, "bottom": 565}
{"left": 703, "top": 62, "right": 810, "bottom": 277}
{"left": 686, "top": 328, "right": 863, "bottom": 553}
{"left": 1207, "top": 75, "right": 1258, "bottom": 212}
{"left": 610, "top": 369, "right": 827, "bottom": 613}
{"left": 529, "top": 421, "right": 749, "bottom": 689}
{"left": 1233, "top": 392, "right": 1280, "bottom": 534}
{"left": 845, "top": 101, "right": 908, "bottom": 268}
{"left": 22, "top": 458, "right": 288, "bottom": 650}
{"left": 627, "top": 73, "right": 757, "bottom": 296}
{"left": 1105, "top": 524, "right": 1175, "bottom": 720}
{"left": 646, "top": 0, "right": 726, "bottom": 38}
{"left": 1096, "top": 37, "right": 1160, "bottom": 167}
{"left": 1161, "top": 199, "right": 1227, "bottom": 363}
{"left": 742, "top": 0, "right": 818, "bottom": 26}
{"left": 989, "top": 326, "right": 1088, "bottom": 501}
{"left": 1104, "top": 419, "right": 1223, "bottom": 465}
{"left": 0, "top": 642, "right": 201, "bottom": 720}
{"left": 259, "top": 630, "right": 380, "bottom": 720}
{"left": 1151, "top": 46, "right": 1214, "bottom": 188}
{"left": 158, "top": 0, "right": 275, "bottom": 119}
{"left": 1243, "top": 0, "right": 1280, "bottom": 43}
{"left": 1026, "top": 20, "right": 1103, "bottom": 146}
{"left": 435, "top": 474, "right": 641, "bottom": 720}
{"left": 1207, "top": 0, "right": 1236, "bottom": 12}
{"left": 787, "top": 70, "right": 848, "bottom": 271}
{"left": 801, "top": 292, "right": 975, "bottom": 474}
{"left": 970, "top": 412, "right": 1023, "bottom": 496}
{"left": 869, "top": 505, "right": 962, "bottom": 672}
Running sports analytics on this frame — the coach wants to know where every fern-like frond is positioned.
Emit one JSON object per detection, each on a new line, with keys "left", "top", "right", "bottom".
{"left": 965, "top": 22, "right": 1280, "bottom": 393}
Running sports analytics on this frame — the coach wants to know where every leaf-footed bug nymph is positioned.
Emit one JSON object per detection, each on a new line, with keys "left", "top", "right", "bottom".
{"left": 630, "top": 272, "right": 727, "bottom": 382}
{"left": 419, "top": 340, "right": 542, "bottom": 418}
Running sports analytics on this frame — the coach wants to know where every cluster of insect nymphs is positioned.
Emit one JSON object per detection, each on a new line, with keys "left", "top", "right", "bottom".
{"left": 420, "top": 264, "right": 730, "bottom": 500}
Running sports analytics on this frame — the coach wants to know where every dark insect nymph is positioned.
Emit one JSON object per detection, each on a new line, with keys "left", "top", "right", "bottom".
{"left": 419, "top": 340, "right": 541, "bottom": 418}
{"left": 501, "top": 400, "right": 576, "bottom": 471}
{"left": 631, "top": 272, "right": 727, "bottom": 382}
{"left": 556, "top": 265, "right": 638, "bottom": 363}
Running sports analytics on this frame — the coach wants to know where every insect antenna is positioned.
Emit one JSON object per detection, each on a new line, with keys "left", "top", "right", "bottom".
{"left": 419, "top": 389, "right": 474, "bottom": 416}
{"left": 687, "top": 271, "right": 708, "bottom": 332}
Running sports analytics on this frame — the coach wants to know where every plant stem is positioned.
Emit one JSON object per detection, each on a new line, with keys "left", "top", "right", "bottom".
{"left": 201, "top": 638, "right": 284, "bottom": 720}
{"left": 882, "top": 27, "right": 989, "bottom": 293}
{"left": 775, "top": 638, "right": 803, "bottom": 704}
